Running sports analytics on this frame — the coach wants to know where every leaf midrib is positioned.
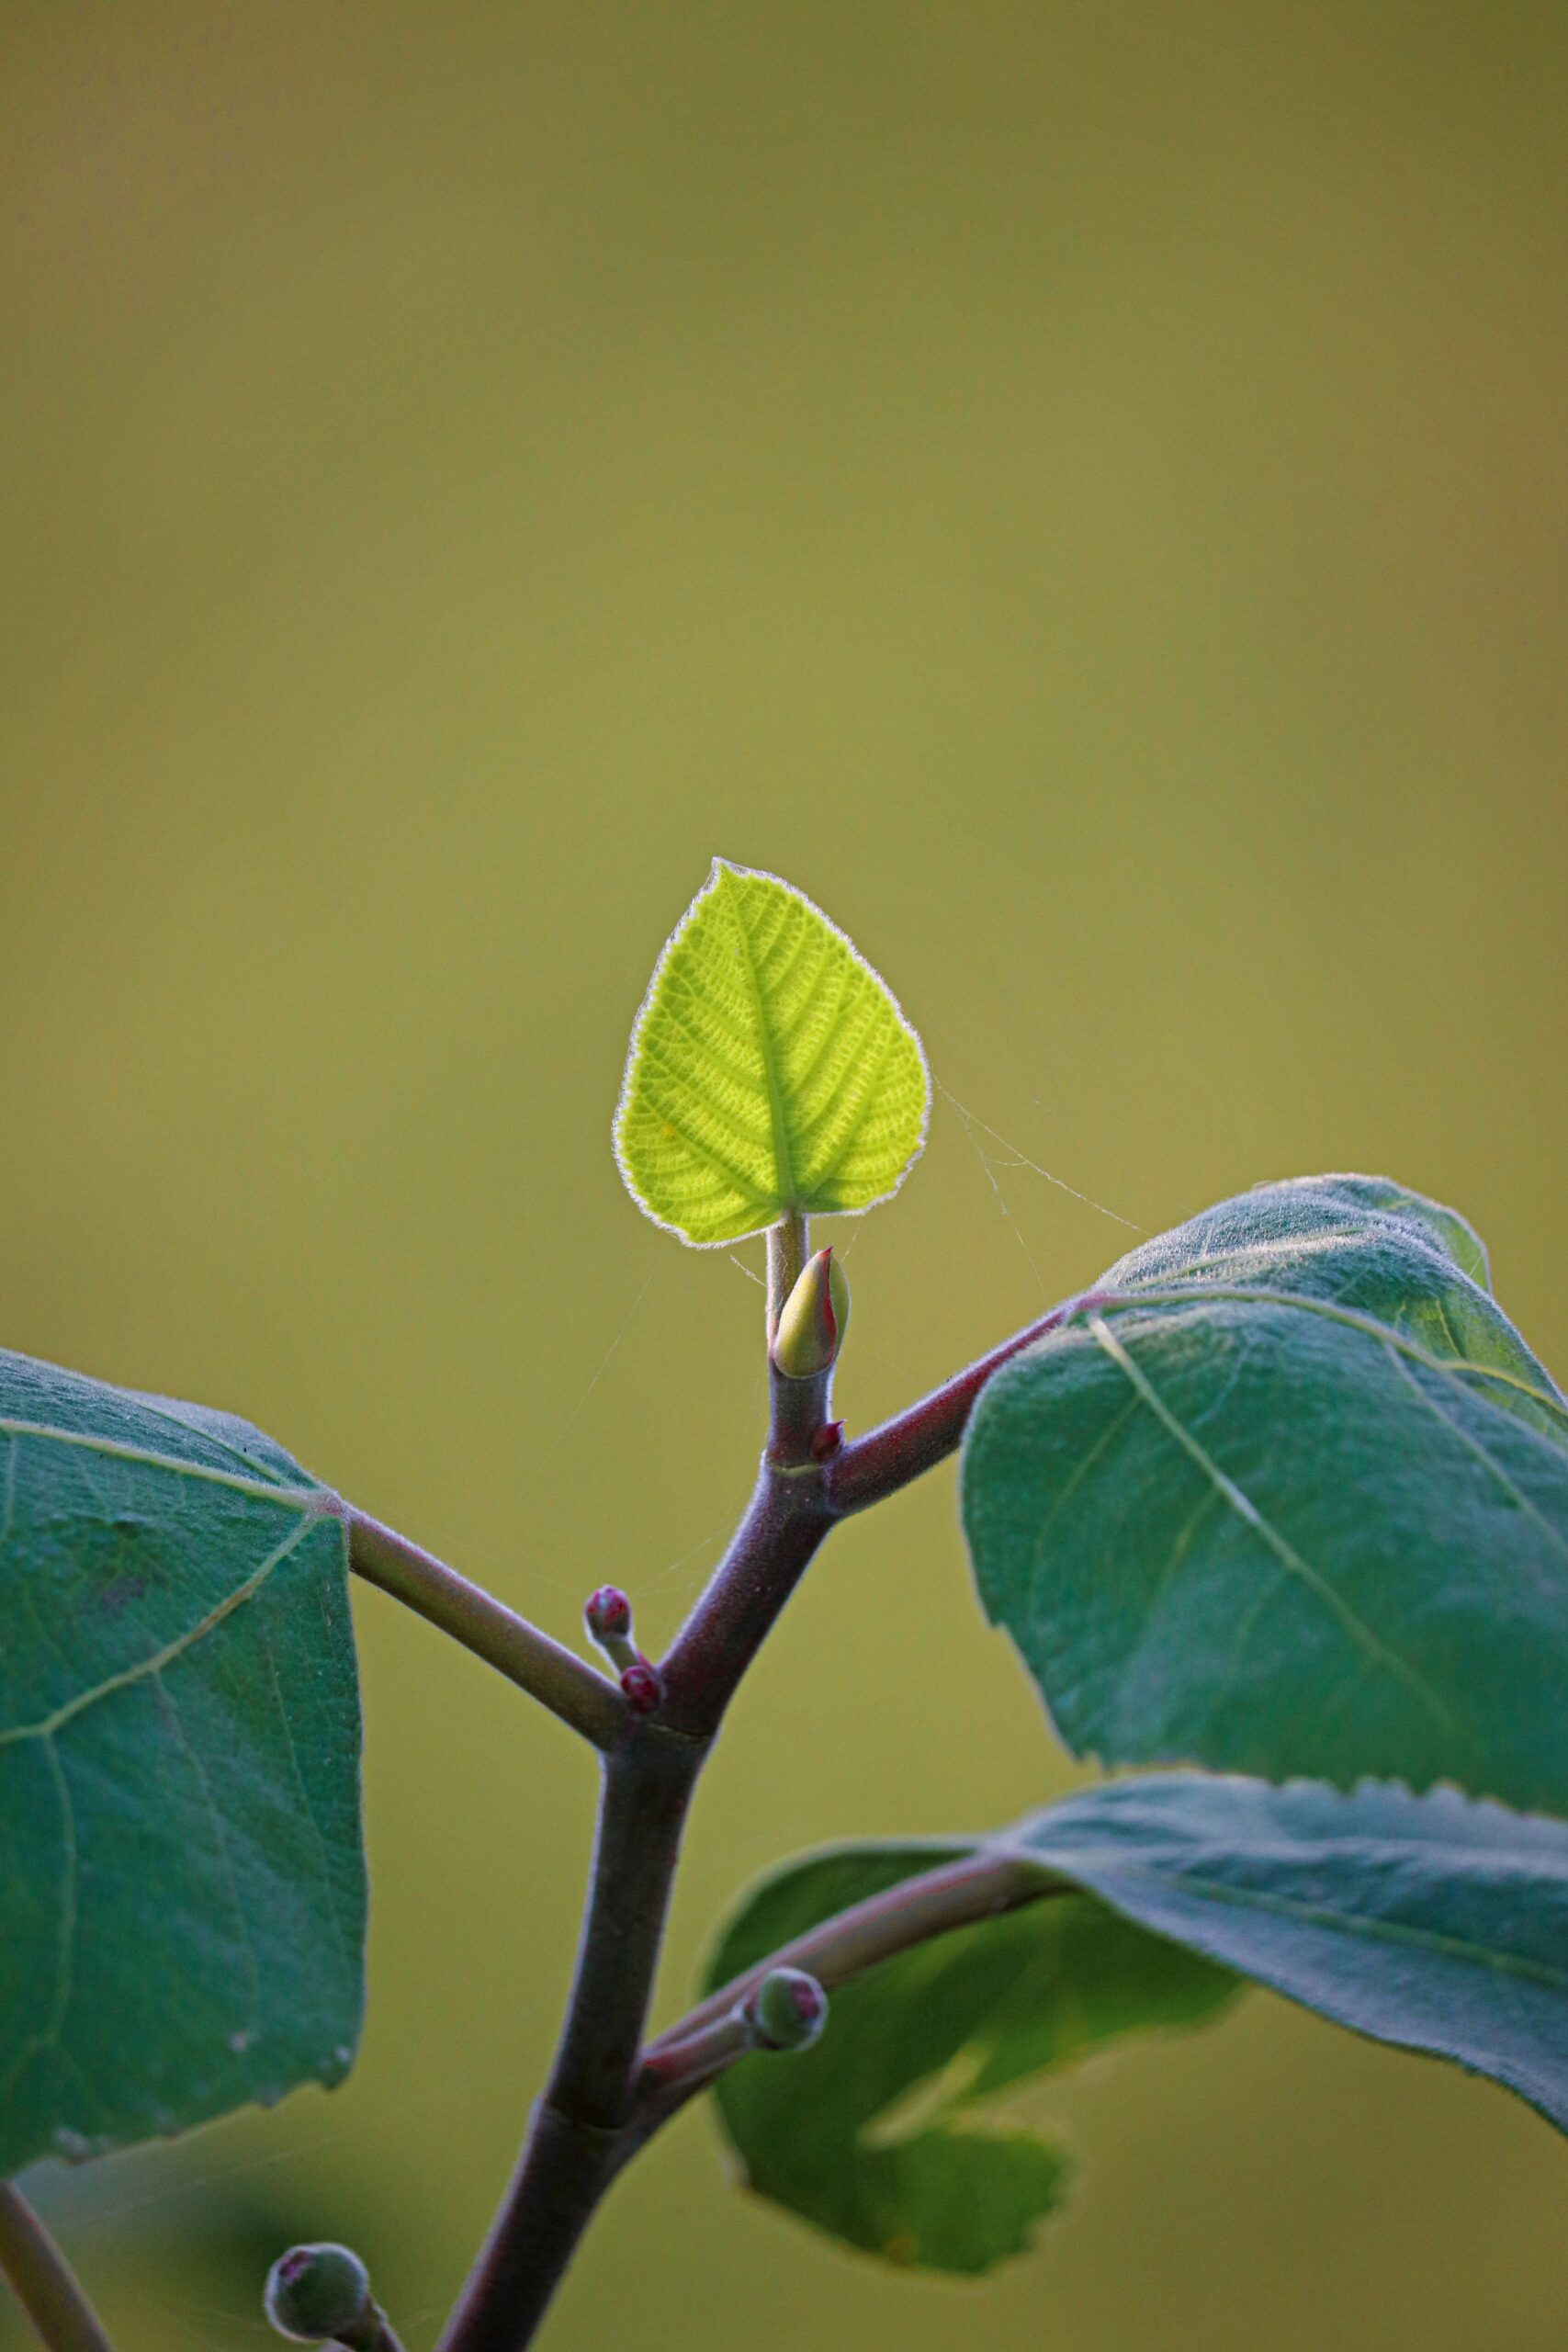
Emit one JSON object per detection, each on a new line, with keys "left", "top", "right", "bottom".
{"left": 721, "top": 866, "right": 796, "bottom": 1210}
{"left": 1011, "top": 1845, "right": 1568, "bottom": 1996}
{"left": 0, "top": 1415, "right": 320, "bottom": 1504}
{"left": 1084, "top": 1312, "right": 1458, "bottom": 1730}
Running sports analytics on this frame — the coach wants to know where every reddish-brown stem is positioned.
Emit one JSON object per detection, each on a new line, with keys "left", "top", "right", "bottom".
{"left": 825, "top": 1290, "right": 1107, "bottom": 1514}
{"left": 439, "top": 1262, "right": 1092, "bottom": 2350}
{"left": 766, "top": 1363, "right": 833, "bottom": 1468}
{"left": 658, "top": 1465, "right": 834, "bottom": 1737}
{"left": 543, "top": 1736, "right": 702, "bottom": 2128}
{"left": 626, "top": 1848, "right": 1061, "bottom": 2156}
{"left": 440, "top": 1218, "right": 839, "bottom": 2351}
{"left": 633, "top": 2005, "right": 754, "bottom": 2104}
{"left": 439, "top": 1460, "right": 832, "bottom": 2350}
{"left": 438, "top": 1726, "right": 702, "bottom": 2352}
{"left": 649, "top": 1847, "right": 1052, "bottom": 2062}
{"left": 0, "top": 2188, "right": 115, "bottom": 2352}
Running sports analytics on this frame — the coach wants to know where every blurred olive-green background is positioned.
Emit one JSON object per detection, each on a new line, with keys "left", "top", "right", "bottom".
{"left": 3, "top": 4, "right": 1566, "bottom": 2346}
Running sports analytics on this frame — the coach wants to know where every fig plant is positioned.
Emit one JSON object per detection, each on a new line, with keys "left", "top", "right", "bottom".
{"left": 3, "top": 858, "right": 1568, "bottom": 2350}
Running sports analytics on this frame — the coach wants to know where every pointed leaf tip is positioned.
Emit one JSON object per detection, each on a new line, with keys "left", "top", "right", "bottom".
{"left": 614, "top": 864, "right": 931, "bottom": 1246}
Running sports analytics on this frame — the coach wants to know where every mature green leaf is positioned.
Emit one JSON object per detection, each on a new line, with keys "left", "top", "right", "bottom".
{"left": 615, "top": 859, "right": 930, "bottom": 1244}
{"left": 999, "top": 1773, "right": 1568, "bottom": 2134}
{"left": 705, "top": 1839, "right": 1235, "bottom": 2272}
{"left": 962, "top": 1174, "right": 1568, "bottom": 1812}
{"left": 707, "top": 1771, "right": 1568, "bottom": 2272}
{"left": 0, "top": 1348, "right": 365, "bottom": 2177}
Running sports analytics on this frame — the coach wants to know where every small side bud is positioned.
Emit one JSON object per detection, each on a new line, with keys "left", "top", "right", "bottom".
{"left": 745, "top": 1967, "right": 829, "bottom": 2052}
{"left": 585, "top": 1585, "right": 631, "bottom": 1641}
{"left": 809, "top": 1419, "right": 844, "bottom": 1462}
{"left": 585, "top": 1585, "right": 641, "bottom": 1672}
{"left": 620, "top": 1659, "right": 663, "bottom": 1714}
{"left": 264, "top": 2244, "right": 372, "bottom": 2343}
{"left": 772, "top": 1248, "right": 850, "bottom": 1381}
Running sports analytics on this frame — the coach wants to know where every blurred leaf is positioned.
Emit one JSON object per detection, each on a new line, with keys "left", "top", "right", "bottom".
{"left": 1000, "top": 1773, "right": 1568, "bottom": 2134}
{"left": 0, "top": 1349, "right": 365, "bottom": 2177}
{"left": 962, "top": 1175, "right": 1568, "bottom": 1812}
{"left": 705, "top": 1839, "right": 1235, "bottom": 2273}
{"left": 707, "top": 1769, "right": 1568, "bottom": 2274}
{"left": 615, "top": 859, "right": 930, "bottom": 1245}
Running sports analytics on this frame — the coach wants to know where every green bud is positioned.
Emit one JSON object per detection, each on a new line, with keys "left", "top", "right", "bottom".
{"left": 747, "top": 1966, "right": 829, "bottom": 2052}
{"left": 264, "top": 2244, "right": 372, "bottom": 2343}
{"left": 771, "top": 1248, "right": 850, "bottom": 1380}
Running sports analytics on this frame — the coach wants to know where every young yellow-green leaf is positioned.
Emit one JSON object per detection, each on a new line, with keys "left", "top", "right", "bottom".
{"left": 614, "top": 860, "right": 930, "bottom": 1245}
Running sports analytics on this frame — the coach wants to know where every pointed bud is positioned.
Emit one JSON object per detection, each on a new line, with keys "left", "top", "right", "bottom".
{"left": 620, "top": 1659, "right": 663, "bottom": 1714}
{"left": 772, "top": 1249, "right": 850, "bottom": 1381}
{"left": 745, "top": 1967, "right": 829, "bottom": 2052}
{"left": 264, "top": 2245, "right": 372, "bottom": 2343}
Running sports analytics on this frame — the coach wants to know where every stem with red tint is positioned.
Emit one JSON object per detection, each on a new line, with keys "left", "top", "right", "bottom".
{"left": 825, "top": 1290, "right": 1107, "bottom": 1514}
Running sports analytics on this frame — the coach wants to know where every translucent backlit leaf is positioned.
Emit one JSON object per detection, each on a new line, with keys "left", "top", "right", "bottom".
{"left": 615, "top": 860, "right": 930, "bottom": 1245}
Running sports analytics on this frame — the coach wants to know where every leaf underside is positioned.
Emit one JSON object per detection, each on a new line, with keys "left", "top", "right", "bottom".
{"left": 707, "top": 1771, "right": 1568, "bottom": 2273}
{"left": 0, "top": 1348, "right": 366, "bottom": 2176}
{"left": 1002, "top": 1773, "right": 1568, "bottom": 2138}
{"left": 962, "top": 1174, "right": 1568, "bottom": 1814}
{"left": 615, "top": 859, "right": 930, "bottom": 1245}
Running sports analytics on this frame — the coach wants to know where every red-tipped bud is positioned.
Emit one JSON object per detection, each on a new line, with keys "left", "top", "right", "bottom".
{"left": 620, "top": 1659, "right": 663, "bottom": 1714}
{"left": 264, "top": 2244, "right": 372, "bottom": 2343}
{"left": 746, "top": 1967, "right": 829, "bottom": 2052}
{"left": 809, "top": 1419, "right": 844, "bottom": 1462}
{"left": 586, "top": 1585, "right": 641, "bottom": 1672}
{"left": 772, "top": 1248, "right": 851, "bottom": 1381}
{"left": 585, "top": 1586, "right": 633, "bottom": 1642}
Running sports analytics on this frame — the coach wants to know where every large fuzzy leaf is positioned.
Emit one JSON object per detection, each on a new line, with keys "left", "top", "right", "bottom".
{"left": 0, "top": 1348, "right": 365, "bottom": 2176}
{"left": 998, "top": 1773, "right": 1568, "bottom": 2132}
{"left": 962, "top": 1175, "right": 1568, "bottom": 1812}
{"left": 615, "top": 860, "right": 930, "bottom": 1244}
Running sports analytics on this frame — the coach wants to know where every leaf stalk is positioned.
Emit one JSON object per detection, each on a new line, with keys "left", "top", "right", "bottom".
{"left": 346, "top": 1510, "right": 626, "bottom": 1750}
{"left": 825, "top": 1290, "right": 1111, "bottom": 1512}
{"left": 765, "top": 1211, "right": 808, "bottom": 1346}
{"left": 0, "top": 2187, "right": 116, "bottom": 2352}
